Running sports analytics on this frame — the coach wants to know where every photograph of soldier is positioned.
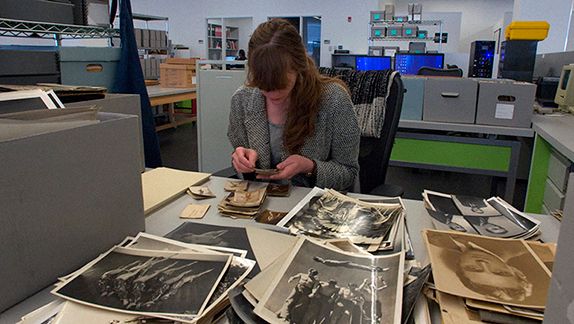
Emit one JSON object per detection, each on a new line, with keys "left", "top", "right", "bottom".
{"left": 166, "top": 222, "right": 261, "bottom": 274}
{"left": 54, "top": 247, "right": 231, "bottom": 316}
{"left": 452, "top": 195, "right": 500, "bottom": 217}
{"left": 424, "top": 230, "right": 550, "bottom": 309}
{"left": 284, "top": 190, "right": 403, "bottom": 245}
{"left": 426, "top": 208, "right": 479, "bottom": 234}
{"left": 255, "top": 239, "right": 403, "bottom": 324}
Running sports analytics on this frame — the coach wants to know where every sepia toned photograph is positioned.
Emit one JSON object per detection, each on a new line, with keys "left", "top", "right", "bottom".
{"left": 254, "top": 238, "right": 403, "bottom": 324}
{"left": 166, "top": 222, "right": 261, "bottom": 274}
{"left": 424, "top": 230, "right": 551, "bottom": 309}
{"left": 281, "top": 189, "right": 404, "bottom": 245}
{"left": 256, "top": 209, "right": 288, "bottom": 225}
{"left": 53, "top": 247, "right": 231, "bottom": 317}
{"left": 224, "top": 180, "right": 249, "bottom": 192}
{"left": 266, "top": 183, "right": 291, "bottom": 197}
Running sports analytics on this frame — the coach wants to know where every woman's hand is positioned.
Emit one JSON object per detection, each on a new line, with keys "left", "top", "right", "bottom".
{"left": 257, "top": 154, "right": 314, "bottom": 180}
{"left": 231, "top": 147, "right": 258, "bottom": 173}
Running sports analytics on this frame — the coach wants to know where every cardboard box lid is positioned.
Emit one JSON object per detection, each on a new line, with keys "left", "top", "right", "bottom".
{"left": 166, "top": 58, "right": 199, "bottom": 65}
{"left": 59, "top": 47, "right": 121, "bottom": 62}
{"left": 160, "top": 63, "right": 195, "bottom": 70}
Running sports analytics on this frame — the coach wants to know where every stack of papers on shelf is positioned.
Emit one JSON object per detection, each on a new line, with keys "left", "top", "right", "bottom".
{"left": 20, "top": 233, "right": 254, "bottom": 324}
{"left": 423, "top": 229, "right": 555, "bottom": 323}
{"left": 218, "top": 182, "right": 268, "bottom": 219}
{"left": 423, "top": 190, "right": 540, "bottom": 239}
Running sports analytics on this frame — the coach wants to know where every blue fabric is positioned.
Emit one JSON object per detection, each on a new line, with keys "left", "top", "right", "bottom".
{"left": 111, "top": 0, "right": 162, "bottom": 167}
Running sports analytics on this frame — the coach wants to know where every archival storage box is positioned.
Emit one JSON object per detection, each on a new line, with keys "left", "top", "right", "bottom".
{"left": 475, "top": 79, "right": 535, "bottom": 128}
{"left": 423, "top": 77, "right": 478, "bottom": 124}
{"left": 401, "top": 76, "right": 425, "bottom": 120}
{"left": 59, "top": 47, "right": 121, "bottom": 90}
{"left": 0, "top": 112, "right": 145, "bottom": 312}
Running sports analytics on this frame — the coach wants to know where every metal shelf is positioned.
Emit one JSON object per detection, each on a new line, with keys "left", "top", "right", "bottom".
{"left": 0, "top": 18, "right": 118, "bottom": 39}
{"left": 131, "top": 14, "right": 168, "bottom": 22}
{"left": 370, "top": 36, "right": 435, "bottom": 41}
{"left": 371, "top": 20, "right": 442, "bottom": 26}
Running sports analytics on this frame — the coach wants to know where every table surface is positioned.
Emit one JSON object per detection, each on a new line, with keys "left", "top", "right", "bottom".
{"left": 146, "top": 85, "right": 196, "bottom": 98}
{"left": 0, "top": 176, "right": 561, "bottom": 324}
{"left": 399, "top": 119, "right": 534, "bottom": 137}
{"left": 532, "top": 113, "right": 574, "bottom": 162}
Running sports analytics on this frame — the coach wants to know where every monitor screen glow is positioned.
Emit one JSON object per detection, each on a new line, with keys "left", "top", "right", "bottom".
{"left": 394, "top": 53, "right": 444, "bottom": 75}
{"left": 355, "top": 56, "right": 392, "bottom": 71}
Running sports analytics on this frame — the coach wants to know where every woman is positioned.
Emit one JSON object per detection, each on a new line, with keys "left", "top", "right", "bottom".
{"left": 228, "top": 19, "right": 360, "bottom": 191}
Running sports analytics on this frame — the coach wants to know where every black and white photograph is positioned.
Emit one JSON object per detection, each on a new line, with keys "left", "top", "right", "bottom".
{"left": 53, "top": 247, "right": 231, "bottom": 317}
{"left": 254, "top": 238, "right": 403, "bottom": 324}
{"left": 452, "top": 195, "right": 500, "bottom": 217}
{"left": 424, "top": 191, "right": 540, "bottom": 239}
{"left": 280, "top": 188, "right": 404, "bottom": 245}
{"left": 127, "top": 232, "right": 247, "bottom": 258}
{"left": 423, "top": 229, "right": 551, "bottom": 309}
{"left": 166, "top": 222, "right": 261, "bottom": 274}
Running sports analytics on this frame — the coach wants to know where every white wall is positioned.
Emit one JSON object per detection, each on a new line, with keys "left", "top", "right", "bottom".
{"left": 379, "top": 0, "right": 514, "bottom": 52}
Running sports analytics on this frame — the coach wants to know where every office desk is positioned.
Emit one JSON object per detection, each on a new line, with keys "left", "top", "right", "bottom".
{"left": 525, "top": 114, "right": 574, "bottom": 213}
{"left": 394, "top": 120, "right": 534, "bottom": 204}
{"left": 0, "top": 176, "right": 560, "bottom": 323}
{"left": 147, "top": 85, "right": 197, "bottom": 132}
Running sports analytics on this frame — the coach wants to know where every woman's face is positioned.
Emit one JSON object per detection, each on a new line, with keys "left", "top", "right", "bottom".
{"left": 261, "top": 71, "right": 297, "bottom": 105}
{"left": 459, "top": 249, "right": 524, "bottom": 294}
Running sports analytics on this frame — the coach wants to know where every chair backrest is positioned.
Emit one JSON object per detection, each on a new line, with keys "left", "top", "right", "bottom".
{"left": 417, "top": 66, "right": 463, "bottom": 77}
{"left": 358, "top": 75, "right": 405, "bottom": 193}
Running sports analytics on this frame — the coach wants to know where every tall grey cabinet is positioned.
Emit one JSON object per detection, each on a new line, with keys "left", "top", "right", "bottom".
{"left": 197, "top": 66, "right": 247, "bottom": 172}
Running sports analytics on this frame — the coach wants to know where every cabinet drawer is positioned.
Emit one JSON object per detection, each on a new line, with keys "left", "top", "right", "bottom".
{"left": 543, "top": 178, "right": 565, "bottom": 211}
{"left": 548, "top": 150, "right": 571, "bottom": 192}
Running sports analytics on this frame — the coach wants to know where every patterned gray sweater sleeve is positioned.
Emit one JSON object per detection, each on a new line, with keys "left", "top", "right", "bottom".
{"left": 312, "top": 83, "right": 360, "bottom": 190}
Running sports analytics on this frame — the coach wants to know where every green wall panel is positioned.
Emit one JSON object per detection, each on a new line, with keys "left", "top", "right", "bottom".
{"left": 390, "top": 138, "right": 511, "bottom": 172}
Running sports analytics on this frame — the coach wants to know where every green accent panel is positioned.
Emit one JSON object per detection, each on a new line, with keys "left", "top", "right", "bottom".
{"left": 390, "top": 138, "right": 512, "bottom": 172}
{"left": 525, "top": 135, "right": 552, "bottom": 213}
{"left": 175, "top": 99, "right": 193, "bottom": 108}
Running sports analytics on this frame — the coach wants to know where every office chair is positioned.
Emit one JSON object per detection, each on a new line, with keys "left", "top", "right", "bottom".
{"left": 417, "top": 66, "right": 463, "bottom": 77}
{"left": 357, "top": 74, "right": 405, "bottom": 197}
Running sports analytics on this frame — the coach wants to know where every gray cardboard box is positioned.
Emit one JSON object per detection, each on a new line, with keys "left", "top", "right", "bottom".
{"left": 59, "top": 47, "right": 121, "bottom": 90}
{"left": 0, "top": 0, "right": 74, "bottom": 24}
{"left": 401, "top": 76, "right": 425, "bottom": 120}
{"left": 0, "top": 112, "right": 145, "bottom": 312}
{"left": 150, "top": 29, "right": 157, "bottom": 49}
{"left": 159, "top": 31, "right": 167, "bottom": 48}
{"left": 402, "top": 26, "right": 418, "bottom": 37}
{"left": 134, "top": 28, "right": 142, "bottom": 48}
{"left": 386, "top": 26, "right": 402, "bottom": 37}
{"left": 475, "top": 79, "right": 535, "bottom": 128}
{"left": 371, "top": 27, "right": 386, "bottom": 38}
{"left": 423, "top": 78, "right": 478, "bottom": 123}
{"left": 370, "top": 10, "right": 385, "bottom": 23}
{"left": 384, "top": 4, "right": 395, "bottom": 20}
{"left": 67, "top": 94, "right": 145, "bottom": 172}
{"left": 142, "top": 29, "right": 150, "bottom": 48}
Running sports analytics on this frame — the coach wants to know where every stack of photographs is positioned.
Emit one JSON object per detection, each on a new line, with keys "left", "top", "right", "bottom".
{"left": 423, "top": 190, "right": 540, "bottom": 239}
{"left": 26, "top": 233, "right": 255, "bottom": 324}
{"left": 242, "top": 237, "right": 405, "bottom": 324}
{"left": 218, "top": 184, "right": 268, "bottom": 219}
{"left": 277, "top": 187, "right": 406, "bottom": 253}
{"left": 423, "top": 229, "right": 555, "bottom": 323}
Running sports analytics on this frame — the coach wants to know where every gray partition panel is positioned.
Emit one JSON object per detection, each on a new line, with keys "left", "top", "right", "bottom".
{"left": 197, "top": 68, "right": 247, "bottom": 173}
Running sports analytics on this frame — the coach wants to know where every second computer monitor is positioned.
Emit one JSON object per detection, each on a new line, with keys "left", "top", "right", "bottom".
{"left": 355, "top": 56, "right": 392, "bottom": 71}
{"left": 394, "top": 53, "right": 445, "bottom": 75}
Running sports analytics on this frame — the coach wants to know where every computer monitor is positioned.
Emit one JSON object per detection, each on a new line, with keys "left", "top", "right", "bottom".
{"left": 554, "top": 64, "right": 574, "bottom": 113}
{"left": 355, "top": 56, "right": 392, "bottom": 71}
{"left": 394, "top": 53, "right": 445, "bottom": 75}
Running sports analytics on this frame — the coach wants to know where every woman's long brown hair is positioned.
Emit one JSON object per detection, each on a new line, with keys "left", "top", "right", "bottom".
{"left": 246, "top": 18, "right": 346, "bottom": 154}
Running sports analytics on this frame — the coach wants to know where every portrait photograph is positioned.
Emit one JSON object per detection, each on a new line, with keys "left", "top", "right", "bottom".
{"left": 423, "top": 230, "right": 550, "bottom": 309}
{"left": 255, "top": 238, "right": 403, "bottom": 324}
{"left": 53, "top": 247, "right": 231, "bottom": 317}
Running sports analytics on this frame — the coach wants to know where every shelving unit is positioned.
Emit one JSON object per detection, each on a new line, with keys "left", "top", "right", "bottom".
{"left": 0, "top": 18, "right": 118, "bottom": 44}
{"left": 369, "top": 19, "right": 444, "bottom": 51}
{"left": 207, "top": 23, "right": 239, "bottom": 60}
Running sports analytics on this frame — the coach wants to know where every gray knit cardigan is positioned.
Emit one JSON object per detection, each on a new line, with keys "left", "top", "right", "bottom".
{"left": 227, "top": 82, "right": 360, "bottom": 191}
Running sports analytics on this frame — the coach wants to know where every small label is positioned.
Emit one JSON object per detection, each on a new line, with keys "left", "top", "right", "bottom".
{"left": 495, "top": 103, "right": 514, "bottom": 119}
